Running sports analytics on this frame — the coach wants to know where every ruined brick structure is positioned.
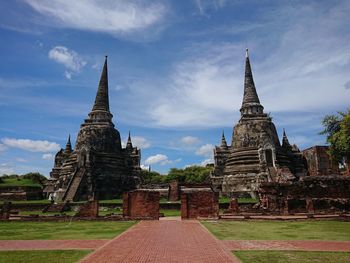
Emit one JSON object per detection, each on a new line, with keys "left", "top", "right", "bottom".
{"left": 168, "top": 180, "right": 180, "bottom": 201}
{"left": 212, "top": 49, "right": 306, "bottom": 196}
{"left": 181, "top": 187, "right": 219, "bottom": 219}
{"left": 123, "top": 190, "right": 160, "bottom": 220}
{"left": 259, "top": 176, "right": 350, "bottom": 214}
{"left": 46, "top": 57, "right": 141, "bottom": 201}
{"left": 75, "top": 200, "right": 99, "bottom": 218}
{"left": 302, "top": 146, "right": 339, "bottom": 176}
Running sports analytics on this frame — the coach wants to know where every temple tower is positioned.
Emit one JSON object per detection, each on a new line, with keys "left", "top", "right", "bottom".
{"left": 46, "top": 57, "right": 141, "bottom": 201}
{"left": 212, "top": 50, "right": 306, "bottom": 196}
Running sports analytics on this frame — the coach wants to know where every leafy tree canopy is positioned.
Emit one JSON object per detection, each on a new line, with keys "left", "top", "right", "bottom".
{"left": 141, "top": 165, "right": 214, "bottom": 185}
{"left": 321, "top": 109, "right": 350, "bottom": 167}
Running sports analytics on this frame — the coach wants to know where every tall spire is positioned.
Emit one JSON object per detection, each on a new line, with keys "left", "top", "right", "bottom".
{"left": 92, "top": 56, "right": 110, "bottom": 112}
{"left": 240, "top": 49, "right": 264, "bottom": 116}
{"left": 126, "top": 131, "right": 133, "bottom": 149}
{"left": 87, "top": 56, "right": 113, "bottom": 123}
{"left": 221, "top": 130, "right": 227, "bottom": 148}
{"left": 65, "top": 134, "right": 72, "bottom": 154}
{"left": 282, "top": 129, "right": 292, "bottom": 149}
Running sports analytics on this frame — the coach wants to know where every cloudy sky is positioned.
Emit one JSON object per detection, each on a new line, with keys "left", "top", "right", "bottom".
{"left": 0, "top": 0, "right": 349, "bottom": 176}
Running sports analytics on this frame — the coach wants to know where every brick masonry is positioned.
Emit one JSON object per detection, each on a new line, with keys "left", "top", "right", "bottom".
{"left": 75, "top": 200, "right": 99, "bottom": 218}
{"left": 123, "top": 190, "right": 160, "bottom": 219}
{"left": 181, "top": 188, "right": 219, "bottom": 219}
{"left": 303, "top": 146, "right": 340, "bottom": 176}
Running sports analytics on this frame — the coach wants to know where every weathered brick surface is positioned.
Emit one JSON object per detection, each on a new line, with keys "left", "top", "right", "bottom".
{"left": 80, "top": 220, "right": 238, "bottom": 263}
{"left": 259, "top": 176, "right": 350, "bottom": 213}
{"left": 123, "top": 190, "right": 160, "bottom": 219}
{"left": 181, "top": 188, "right": 219, "bottom": 219}
{"left": 303, "top": 146, "right": 339, "bottom": 176}
{"left": 75, "top": 200, "right": 99, "bottom": 218}
{"left": 0, "top": 202, "right": 11, "bottom": 220}
{"left": 168, "top": 180, "right": 179, "bottom": 201}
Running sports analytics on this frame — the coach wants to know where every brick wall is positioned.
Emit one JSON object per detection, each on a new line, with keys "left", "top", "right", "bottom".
{"left": 75, "top": 200, "right": 99, "bottom": 218}
{"left": 259, "top": 176, "right": 350, "bottom": 214}
{"left": 168, "top": 181, "right": 179, "bottom": 201}
{"left": 303, "top": 146, "right": 339, "bottom": 176}
{"left": 181, "top": 188, "right": 219, "bottom": 219}
{"left": 123, "top": 190, "right": 159, "bottom": 220}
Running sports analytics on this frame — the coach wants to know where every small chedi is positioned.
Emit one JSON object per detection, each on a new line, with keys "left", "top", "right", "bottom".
{"left": 212, "top": 49, "right": 306, "bottom": 197}
{"left": 45, "top": 57, "right": 141, "bottom": 202}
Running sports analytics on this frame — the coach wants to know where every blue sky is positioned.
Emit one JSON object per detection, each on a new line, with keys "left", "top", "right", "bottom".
{"left": 0, "top": 0, "right": 349, "bottom": 176}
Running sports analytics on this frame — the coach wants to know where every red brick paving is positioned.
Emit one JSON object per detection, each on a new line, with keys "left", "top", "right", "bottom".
{"left": 80, "top": 220, "right": 239, "bottom": 263}
{"left": 0, "top": 240, "right": 108, "bottom": 250}
{"left": 223, "top": 240, "right": 350, "bottom": 251}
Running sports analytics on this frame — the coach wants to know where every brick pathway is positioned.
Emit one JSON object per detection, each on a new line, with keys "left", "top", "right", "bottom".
{"left": 0, "top": 240, "right": 108, "bottom": 250}
{"left": 80, "top": 220, "right": 239, "bottom": 263}
{"left": 223, "top": 240, "right": 350, "bottom": 252}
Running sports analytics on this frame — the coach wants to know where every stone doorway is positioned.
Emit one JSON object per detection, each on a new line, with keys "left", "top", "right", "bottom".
{"left": 265, "top": 149, "right": 274, "bottom": 167}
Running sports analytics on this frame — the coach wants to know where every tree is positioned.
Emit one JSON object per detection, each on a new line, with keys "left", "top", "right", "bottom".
{"left": 321, "top": 109, "right": 350, "bottom": 174}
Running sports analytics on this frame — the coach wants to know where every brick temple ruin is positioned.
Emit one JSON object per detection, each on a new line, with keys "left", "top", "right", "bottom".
{"left": 44, "top": 57, "right": 141, "bottom": 202}
{"left": 212, "top": 49, "right": 306, "bottom": 197}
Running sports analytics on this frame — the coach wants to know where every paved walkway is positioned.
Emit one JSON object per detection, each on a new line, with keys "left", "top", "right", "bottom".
{"left": 0, "top": 240, "right": 108, "bottom": 250}
{"left": 80, "top": 220, "right": 238, "bottom": 263}
{"left": 223, "top": 240, "right": 350, "bottom": 252}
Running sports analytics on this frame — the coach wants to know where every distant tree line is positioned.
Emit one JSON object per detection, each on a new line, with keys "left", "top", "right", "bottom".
{"left": 141, "top": 165, "right": 214, "bottom": 185}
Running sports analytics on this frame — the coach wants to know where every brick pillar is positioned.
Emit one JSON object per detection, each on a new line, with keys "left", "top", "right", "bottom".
{"left": 168, "top": 180, "right": 180, "bottom": 201}
{"left": 122, "top": 192, "right": 130, "bottom": 217}
{"left": 229, "top": 198, "right": 239, "bottom": 213}
{"left": 76, "top": 200, "right": 99, "bottom": 218}
{"left": 283, "top": 199, "right": 289, "bottom": 215}
{"left": 306, "top": 197, "right": 314, "bottom": 214}
{"left": 181, "top": 193, "right": 188, "bottom": 219}
{"left": 0, "top": 202, "right": 11, "bottom": 220}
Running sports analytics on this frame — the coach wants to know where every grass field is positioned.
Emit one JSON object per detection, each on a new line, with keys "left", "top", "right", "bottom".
{"left": 234, "top": 250, "right": 350, "bottom": 263}
{"left": 202, "top": 220, "right": 350, "bottom": 241}
{"left": 0, "top": 221, "right": 136, "bottom": 240}
{"left": 160, "top": 209, "right": 181, "bottom": 217}
{"left": 0, "top": 250, "right": 91, "bottom": 263}
{"left": 0, "top": 178, "right": 42, "bottom": 188}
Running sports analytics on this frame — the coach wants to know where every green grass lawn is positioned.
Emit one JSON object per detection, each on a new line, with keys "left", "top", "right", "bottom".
{"left": 0, "top": 221, "right": 136, "bottom": 240}
{"left": 234, "top": 250, "right": 350, "bottom": 263}
{"left": 161, "top": 209, "right": 181, "bottom": 217}
{"left": 0, "top": 250, "right": 91, "bottom": 263}
{"left": 0, "top": 178, "right": 42, "bottom": 188}
{"left": 202, "top": 220, "right": 350, "bottom": 241}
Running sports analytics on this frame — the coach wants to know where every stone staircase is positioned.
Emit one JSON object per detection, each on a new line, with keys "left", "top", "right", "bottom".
{"left": 63, "top": 169, "right": 85, "bottom": 202}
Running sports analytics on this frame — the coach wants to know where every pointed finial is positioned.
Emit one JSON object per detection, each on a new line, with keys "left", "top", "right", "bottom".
{"left": 221, "top": 130, "right": 227, "bottom": 148}
{"left": 245, "top": 48, "right": 249, "bottom": 58}
{"left": 126, "top": 130, "right": 133, "bottom": 148}
{"left": 282, "top": 128, "right": 291, "bottom": 148}
{"left": 65, "top": 134, "right": 72, "bottom": 153}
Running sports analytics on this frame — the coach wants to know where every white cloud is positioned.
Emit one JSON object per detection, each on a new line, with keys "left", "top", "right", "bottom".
{"left": 0, "top": 144, "right": 7, "bottom": 152}
{"left": 144, "top": 154, "right": 172, "bottom": 165}
{"left": 196, "top": 144, "right": 214, "bottom": 157}
{"left": 140, "top": 164, "right": 150, "bottom": 170}
{"left": 122, "top": 136, "right": 151, "bottom": 149}
{"left": 180, "top": 136, "right": 200, "bottom": 146}
{"left": 23, "top": 0, "right": 166, "bottom": 36}
{"left": 2, "top": 138, "right": 60, "bottom": 152}
{"left": 132, "top": 136, "right": 151, "bottom": 149}
{"left": 0, "top": 163, "right": 14, "bottom": 175}
{"left": 48, "top": 46, "right": 86, "bottom": 79}
{"left": 42, "top": 153, "right": 54, "bottom": 160}
{"left": 200, "top": 158, "right": 214, "bottom": 166}
{"left": 194, "top": 0, "right": 228, "bottom": 15}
